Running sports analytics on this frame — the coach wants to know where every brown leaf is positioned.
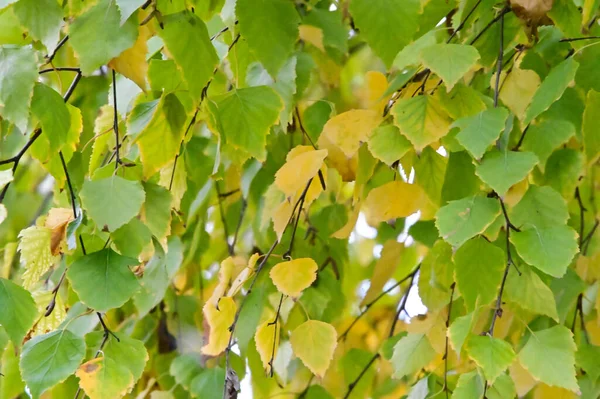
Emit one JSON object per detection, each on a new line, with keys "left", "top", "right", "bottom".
{"left": 44, "top": 208, "right": 74, "bottom": 256}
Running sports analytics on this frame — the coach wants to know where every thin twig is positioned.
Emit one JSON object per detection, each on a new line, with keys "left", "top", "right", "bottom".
{"left": 443, "top": 283, "right": 456, "bottom": 398}
{"left": 39, "top": 67, "right": 81, "bottom": 74}
{"left": 215, "top": 183, "right": 233, "bottom": 256}
{"left": 469, "top": 6, "right": 511, "bottom": 46}
{"left": 343, "top": 353, "right": 380, "bottom": 399}
{"left": 493, "top": 12, "right": 505, "bottom": 107}
{"left": 230, "top": 199, "right": 247, "bottom": 254}
{"left": 44, "top": 35, "right": 69, "bottom": 65}
{"left": 447, "top": 0, "right": 483, "bottom": 43}
{"left": 223, "top": 182, "right": 313, "bottom": 399}
{"left": 59, "top": 152, "right": 78, "bottom": 219}
{"left": 111, "top": 69, "right": 120, "bottom": 169}
{"left": 267, "top": 294, "right": 284, "bottom": 377}
{"left": 559, "top": 36, "right": 600, "bottom": 42}
{"left": 389, "top": 270, "right": 418, "bottom": 338}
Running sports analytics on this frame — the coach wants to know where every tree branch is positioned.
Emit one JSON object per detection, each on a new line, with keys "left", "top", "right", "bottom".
{"left": 443, "top": 283, "right": 456, "bottom": 398}
{"left": 493, "top": 11, "right": 505, "bottom": 108}
{"left": 111, "top": 69, "right": 120, "bottom": 169}
{"left": 469, "top": 6, "right": 511, "bottom": 46}
{"left": 44, "top": 35, "right": 69, "bottom": 65}
{"left": 267, "top": 293, "right": 284, "bottom": 377}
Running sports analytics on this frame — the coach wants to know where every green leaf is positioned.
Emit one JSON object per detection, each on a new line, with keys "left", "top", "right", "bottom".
{"left": 393, "top": 31, "right": 438, "bottom": 71}
{"left": 441, "top": 151, "right": 481, "bottom": 203}
{"left": 0, "top": 45, "right": 37, "bottom": 131}
{"left": 453, "top": 107, "right": 509, "bottom": 159}
{"left": 391, "top": 333, "right": 436, "bottom": 379}
{"left": 465, "top": 335, "right": 515, "bottom": 383}
{"left": 418, "top": 240, "right": 454, "bottom": 311}
{"left": 303, "top": 8, "right": 348, "bottom": 53}
{"left": 576, "top": 344, "right": 600, "bottom": 381}
{"left": 453, "top": 236, "right": 505, "bottom": 312}
{"left": 420, "top": 44, "right": 480, "bottom": 92}
{"left": 520, "top": 119, "right": 575, "bottom": 171}
{"left": 510, "top": 225, "right": 579, "bottom": 277}
{"left": 367, "top": 124, "right": 412, "bottom": 166}
{"left": 524, "top": 58, "right": 579, "bottom": 125}
{"left": 544, "top": 148, "right": 584, "bottom": 199}
{"left": 414, "top": 146, "right": 447, "bottom": 205}
{"left": 67, "top": 248, "right": 139, "bottom": 312}
{"left": 350, "top": 0, "right": 420, "bottom": 67}
{"left": 435, "top": 195, "right": 501, "bottom": 247}
{"left": 135, "top": 93, "right": 186, "bottom": 178}
{"left": 30, "top": 83, "right": 71, "bottom": 153}
{"left": 133, "top": 238, "right": 183, "bottom": 317}
{"left": 583, "top": 90, "right": 600, "bottom": 165}
{"left": 170, "top": 354, "right": 203, "bottom": 389}
{"left": 504, "top": 263, "right": 559, "bottom": 321}
{"left": 510, "top": 185, "right": 569, "bottom": 229}
{"left": 518, "top": 325, "right": 579, "bottom": 392}
{"left": 0, "top": 278, "right": 37, "bottom": 347}
{"left": 189, "top": 367, "right": 226, "bottom": 399}
{"left": 111, "top": 218, "right": 152, "bottom": 258}
{"left": 20, "top": 329, "right": 86, "bottom": 398}
{"left": 80, "top": 175, "right": 145, "bottom": 232}
{"left": 237, "top": 0, "right": 299, "bottom": 77}
{"left": 69, "top": 0, "right": 138, "bottom": 75}
{"left": 158, "top": 11, "right": 218, "bottom": 104}
{"left": 486, "top": 373, "right": 517, "bottom": 399}
{"left": 436, "top": 83, "right": 487, "bottom": 120}
{"left": 449, "top": 311, "right": 476, "bottom": 355}
{"left": 13, "top": 0, "right": 62, "bottom": 51}
{"left": 86, "top": 331, "right": 148, "bottom": 383}
{"left": 475, "top": 150, "right": 538, "bottom": 196}
{"left": 209, "top": 86, "right": 283, "bottom": 161}
{"left": 451, "top": 370, "right": 484, "bottom": 399}
{"left": 142, "top": 182, "right": 172, "bottom": 239}
{"left": 391, "top": 94, "right": 452, "bottom": 152}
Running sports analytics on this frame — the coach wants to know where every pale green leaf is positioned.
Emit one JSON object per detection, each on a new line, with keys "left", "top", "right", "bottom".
{"left": 86, "top": 331, "right": 148, "bottom": 383}
{"left": 0, "top": 45, "right": 37, "bottom": 131}
{"left": 20, "top": 329, "right": 86, "bottom": 398}
{"left": 454, "top": 107, "right": 509, "bottom": 159}
{"left": 158, "top": 11, "right": 218, "bottom": 104}
{"left": 350, "top": 0, "right": 420, "bottom": 66}
{"left": 544, "top": 148, "right": 584, "bottom": 199}
{"left": 465, "top": 335, "right": 515, "bottom": 383}
{"left": 80, "top": 175, "right": 145, "bottom": 232}
{"left": 504, "top": 263, "right": 559, "bottom": 321}
{"left": 435, "top": 195, "right": 501, "bottom": 247}
{"left": 418, "top": 240, "right": 454, "bottom": 311}
{"left": 518, "top": 325, "right": 578, "bottom": 392}
{"left": 237, "top": 0, "right": 299, "bottom": 77}
{"left": 391, "top": 94, "right": 452, "bottom": 152}
{"left": 420, "top": 44, "right": 480, "bottom": 92}
{"left": 510, "top": 185, "right": 569, "bottom": 229}
{"left": 115, "top": 0, "right": 146, "bottom": 25}
{"left": 453, "top": 236, "right": 505, "bottom": 312}
{"left": 13, "top": 0, "right": 62, "bottom": 51}
{"left": 69, "top": 0, "right": 138, "bottom": 75}
{"left": 393, "top": 30, "right": 438, "bottom": 71}
{"left": 209, "top": 86, "right": 283, "bottom": 161}
{"left": 142, "top": 182, "right": 172, "bottom": 240}
{"left": 391, "top": 333, "right": 436, "bottom": 379}
{"left": 511, "top": 225, "right": 579, "bottom": 278}
{"left": 475, "top": 150, "right": 538, "bottom": 196}
{"left": 576, "top": 344, "right": 600, "bottom": 381}
{"left": 190, "top": 368, "right": 226, "bottom": 399}
{"left": 524, "top": 58, "right": 579, "bottom": 125}
{"left": 367, "top": 124, "right": 413, "bottom": 166}
{"left": 414, "top": 146, "right": 447, "bottom": 205}
{"left": 67, "top": 248, "right": 139, "bottom": 312}
{"left": 486, "top": 373, "right": 517, "bottom": 399}
{"left": 0, "top": 278, "right": 37, "bottom": 347}
{"left": 449, "top": 311, "right": 476, "bottom": 355}
{"left": 451, "top": 370, "right": 484, "bottom": 399}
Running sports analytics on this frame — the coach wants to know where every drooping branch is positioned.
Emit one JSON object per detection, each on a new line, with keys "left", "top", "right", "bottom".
{"left": 443, "top": 283, "right": 456, "bottom": 399}
{"left": 111, "top": 69, "right": 121, "bottom": 169}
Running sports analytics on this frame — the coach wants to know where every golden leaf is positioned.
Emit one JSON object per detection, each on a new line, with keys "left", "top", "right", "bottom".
{"left": 274, "top": 146, "right": 328, "bottom": 198}
{"left": 201, "top": 296, "right": 236, "bottom": 356}
{"left": 107, "top": 25, "right": 151, "bottom": 91}
{"left": 270, "top": 258, "right": 318, "bottom": 297}
{"left": 299, "top": 25, "right": 325, "bottom": 52}
{"left": 363, "top": 181, "right": 426, "bottom": 225}
{"left": 255, "top": 318, "right": 279, "bottom": 373}
{"left": 319, "top": 109, "right": 382, "bottom": 158}
{"left": 498, "top": 67, "right": 540, "bottom": 121}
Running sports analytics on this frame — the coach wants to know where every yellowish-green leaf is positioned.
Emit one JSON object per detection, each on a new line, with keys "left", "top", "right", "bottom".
{"left": 498, "top": 67, "right": 540, "bottom": 121}
{"left": 108, "top": 25, "right": 150, "bottom": 91}
{"left": 319, "top": 109, "right": 381, "bottom": 158}
{"left": 363, "top": 181, "right": 426, "bottom": 225}
{"left": 420, "top": 44, "right": 480, "bottom": 92}
{"left": 18, "top": 225, "right": 59, "bottom": 290}
{"left": 275, "top": 147, "right": 328, "bottom": 198}
{"left": 76, "top": 357, "right": 134, "bottom": 399}
{"left": 466, "top": 335, "right": 516, "bottom": 383}
{"left": 290, "top": 320, "right": 337, "bottom": 378}
{"left": 255, "top": 319, "right": 279, "bottom": 373}
{"left": 391, "top": 333, "right": 436, "bottom": 379}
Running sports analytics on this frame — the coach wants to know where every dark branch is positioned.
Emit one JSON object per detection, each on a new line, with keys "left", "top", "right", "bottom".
{"left": 343, "top": 352, "right": 380, "bottom": 399}
{"left": 493, "top": 11, "right": 505, "bottom": 108}
{"left": 44, "top": 35, "right": 69, "bottom": 65}
{"left": 469, "top": 6, "right": 511, "bottom": 46}
{"left": 112, "top": 69, "right": 120, "bottom": 169}
{"left": 447, "top": 0, "right": 483, "bottom": 43}
{"left": 443, "top": 283, "right": 456, "bottom": 398}
{"left": 267, "top": 294, "right": 284, "bottom": 377}
{"left": 559, "top": 36, "right": 600, "bottom": 42}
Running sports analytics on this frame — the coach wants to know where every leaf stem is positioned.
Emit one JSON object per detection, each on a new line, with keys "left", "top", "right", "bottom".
{"left": 443, "top": 282, "right": 456, "bottom": 398}
{"left": 267, "top": 293, "right": 284, "bottom": 377}
{"left": 111, "top": 69, "right": 120, "bottom": 169}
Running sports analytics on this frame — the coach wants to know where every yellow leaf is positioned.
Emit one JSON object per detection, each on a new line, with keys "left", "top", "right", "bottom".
{"left": 76, "top": 357, "right": 134, "bottom": 399}
{"left": 364, "top": 71, "right": 389, "bottom": 114}
{"left": 255, "top": 319, "right": 280, "bottom": 373}
{"left": 227, "top": 253, "right": 260, "bottom": 297}
{"left": 317, "top": 132, "right": 358, "bottom": 181}
{"left": 510, "top": 361, "right": 537, "bottom": 397}
{"left": 274, "top": 146, "right": 328, "bottom": 198}
{"left": 498, "top": 67, "right": 540, "bottom": 121}
{"left": 45, "top": 208, "right": 74, "bottom": 256}
{"left": 299, "top": 25, "right": 325, "bottom": 52}
{"left": 319, "top": 109, "right": 382, "bottom": 158}
{"left": 363, "top": 181, "right": 425, "bottom": 225}
{"left": 270, "top": 258, "right": 318, "bottom": 297}
{"left": 201, "top": 296, "right": 236, "bottom": 356}
{"left": 207, "top": 257, "right": 236, "bottom": 306}
{"left": 361, "top": 241, "right": 406, "bottom": 306}
{"left": 331, "top": 203, "right": 360, "bottom": 239}
{"left": 273, "top": 198, "right": 294, "bottom": 242}
{"left": 290, "top": 320, "right": 337, "bottom": 378}
{"left": 108, "top": 25, "right": 150, "bottom": 91}
{"left": 31, "top": 290, "right": 67, "bottom": 337}
{"left": 18, "top": 225, "right": 59, "bottom": 290}
{"left": 534, "top": 384, "right": 577, "bottom": 399}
